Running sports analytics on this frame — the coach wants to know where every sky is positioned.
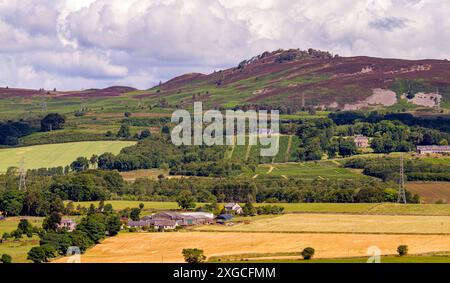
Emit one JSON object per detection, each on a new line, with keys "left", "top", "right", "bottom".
{"left": 1, "top": 0, "right": 450, "bottom": 90}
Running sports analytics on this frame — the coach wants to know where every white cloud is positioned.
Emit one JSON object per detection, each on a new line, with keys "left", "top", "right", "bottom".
{"left": 0, "top": 0, "right": 450, "bottom": 90}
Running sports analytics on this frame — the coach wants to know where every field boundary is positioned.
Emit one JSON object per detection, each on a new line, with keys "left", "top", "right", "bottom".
{"left": 193, "top": 230, "right": 450, "bottom": 236}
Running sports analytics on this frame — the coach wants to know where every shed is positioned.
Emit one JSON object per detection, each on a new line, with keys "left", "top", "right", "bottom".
{"left": 217, "top": 214, "right": 234, "bottom": 221}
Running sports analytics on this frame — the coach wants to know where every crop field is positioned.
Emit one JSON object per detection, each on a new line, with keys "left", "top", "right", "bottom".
{"left": 119, "top": 169, "right": 168, "bottom": 181}
{"left": 196, "top": 213, "right": 450, "bottom": 234}
{"left": 0, "top": 141, "right": 136, "bottom": 172}
{"left": 53, "top": 232, "right": 450, "bottom": 263}
{"left": 407, "top": 182, "right": 450, "bottom": 204}
{"left": 229, "top": 135, "right": 297, "bottom": 163}
{"left": 245, "top": 161, "right": 369, "bottom": 180}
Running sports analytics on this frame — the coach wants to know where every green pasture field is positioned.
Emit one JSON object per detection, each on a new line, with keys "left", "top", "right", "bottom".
{"left": 69, "top": 200, "right": 187, "bottom": 212}
{"left": 0, "top": 217, "right": 43, "bottom": 235}
{"left": 0, "top": 217, "right": 43, "bottom": 263}
{"left": 0, "top": 240, "right": 39, "bottom": 263}
{"left": 0, "top": 141, "right": 136, "bottom": 172}
{"left": 70, "top": 201, "right": 450, "bottom": 216}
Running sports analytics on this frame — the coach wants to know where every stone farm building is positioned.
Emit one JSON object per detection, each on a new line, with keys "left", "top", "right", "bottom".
{"left": 416, "top": 145, "right": 450, "bottom": 154}
{"left": 128, "top": 211, "right": 214, "bottom": 230}
{"left": 354, "top": 135, "right": 369, "bottom": 148}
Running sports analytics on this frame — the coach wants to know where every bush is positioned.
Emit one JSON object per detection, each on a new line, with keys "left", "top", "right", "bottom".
{"left": 27, "top": 247, "right": 46, "bottom": 263}
{"left": 41, "top": 244, "right": 57, "bottom": 261}
{"left": 0, "top": 254, "right": 12, "bottom": 263}
{"left": 182, "top": 248, "right": 206, "bottom": 263}
{"left": 301, "top": 247, "right": 315, "bottom": 260}
{"left": 397, "top": 245, "right": 408, "bottom": 256}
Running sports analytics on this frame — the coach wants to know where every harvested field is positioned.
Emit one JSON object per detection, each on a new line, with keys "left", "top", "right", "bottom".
{"left": 407, "top": 182, "right": 450, "bottom": 204}
{"left": 196, "top": 213, "right": 450, "bottom": 234}
{"left": 53, "top": 232, "right": 450, "bottom": 263}
{"left": 119, "top": 169, "right": 168, "bottom": 181}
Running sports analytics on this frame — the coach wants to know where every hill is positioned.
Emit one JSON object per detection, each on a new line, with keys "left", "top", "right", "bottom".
{"left": 1, "top": 49, "right": 450, "bottom": 114}
{"left": 138, "top": 48, "right": 450, "bottom": 110}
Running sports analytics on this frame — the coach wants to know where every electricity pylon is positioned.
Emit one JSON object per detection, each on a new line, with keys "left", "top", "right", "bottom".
{"left": 40, "top": 92, "right": 48, "bottom": 112}
{"left": 19, "top": 158, "right": 26, "bottom": 191}
{"left": 397, "top": 154, "right": 407, "bottom": 204}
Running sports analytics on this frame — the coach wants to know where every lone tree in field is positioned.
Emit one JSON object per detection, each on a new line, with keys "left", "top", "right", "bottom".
{"left": 41, "top": 113, "right": 65, "bottom": 132}
{"left": 182, "top": 248, "right": 206, "bottom": 263}
{"left": 117, "top": 124, "right": 131, "bottom": 138}
{"left": 176, "top": 190, "right": 196, "bottom": 210}
{"left": 0, "top": 254, "right": 12, "bottom": 263}
{"left": 397, "top": 245, "right": 408, "bottom": 256}
{"left": 301, "top": 247, "right": 315, "bottom": 260}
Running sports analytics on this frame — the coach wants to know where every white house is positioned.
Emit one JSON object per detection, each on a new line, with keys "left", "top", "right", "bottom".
{"left": 224, "top": 203, "right": 243, "bottom": 214}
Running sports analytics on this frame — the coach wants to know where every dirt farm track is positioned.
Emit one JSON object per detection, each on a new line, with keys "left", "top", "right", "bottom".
{"left": 53, "top": 232, "right": 450, "bottom": 263}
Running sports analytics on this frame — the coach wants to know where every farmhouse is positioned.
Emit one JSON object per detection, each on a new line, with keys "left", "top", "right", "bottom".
{"left": 153, "top": 220, "right": 177, "bottom": 230}
{"left": 416, "top": 145, "right": 450, "bottom": 154}
{"left": 224, "top": 203, "right": 243, "bottom": 214}
{"left": 127, "top": 212, "right": 214, "bottom": 230}
{"left": 354, "top": 135, "right": 369, "bottom": 148}
{"left": 151, "top": 212, "right": 214, "bottom": 226}
{"left": 128, "top": 220, "right": 151, "bottom": 228}
{"left": 58, "top": 219, "right": 77, "bottom": 232}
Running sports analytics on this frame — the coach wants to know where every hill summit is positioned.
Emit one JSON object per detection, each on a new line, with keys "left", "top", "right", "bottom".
{"left": 151, "top": 48, "right": 450, "bottom": 111}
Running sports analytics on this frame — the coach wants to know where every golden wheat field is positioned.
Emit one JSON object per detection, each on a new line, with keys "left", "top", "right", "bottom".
{"left": 53, "top": 232, "right": 450, "bottom": 263}
{"left": 196, "top": 214, "right": 450, "bottom": 234}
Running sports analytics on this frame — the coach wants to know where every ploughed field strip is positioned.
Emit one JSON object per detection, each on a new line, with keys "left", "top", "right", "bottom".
{"left": 53, "top": 232, "right": 450, "bottom": 263}
{"left": 195, "top": 213, "right": 450, "bottom": 234}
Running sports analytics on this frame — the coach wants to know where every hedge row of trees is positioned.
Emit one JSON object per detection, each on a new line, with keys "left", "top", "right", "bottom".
{"left": 344, "top": 157, "right": 450, "bottom": 182}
